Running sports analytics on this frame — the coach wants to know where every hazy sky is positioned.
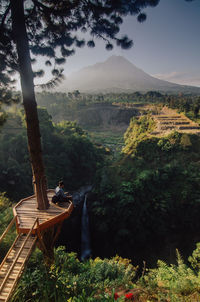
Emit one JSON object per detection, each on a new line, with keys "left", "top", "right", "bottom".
{"left": 30, "top": 0, "right": 200, "bottom": 88}
{"left": 58, "top": 0, "right": 200, "bottom": 87}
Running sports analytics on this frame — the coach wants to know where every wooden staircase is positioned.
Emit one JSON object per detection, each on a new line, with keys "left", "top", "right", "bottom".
{"left": 0, "top": 220, "right": 37, "bottom": 302}
{"left": 0, "top": 190, "right": 73, "bottom": 301}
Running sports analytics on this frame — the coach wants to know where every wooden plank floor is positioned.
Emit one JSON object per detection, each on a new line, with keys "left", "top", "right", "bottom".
{"left": 0, "top": 190, "right": 73, "bottom": 301}
{"left": 0, "top": 234, "right": 36, "bottom": 302}
{"left": 13, "top": 190, "right": 73, "bottom": 233}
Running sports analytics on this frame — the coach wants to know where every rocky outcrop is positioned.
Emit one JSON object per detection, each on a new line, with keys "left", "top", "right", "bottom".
{"left": 76, "top": 103, "right": 139, "bottom": 127}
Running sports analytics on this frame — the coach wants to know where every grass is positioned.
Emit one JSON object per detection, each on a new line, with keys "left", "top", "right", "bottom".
{"left": 85, "top": 127, "right": 126, "bottom": 152}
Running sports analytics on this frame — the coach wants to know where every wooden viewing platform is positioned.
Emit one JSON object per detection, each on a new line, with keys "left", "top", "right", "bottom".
{"left": 13, "top": 189, "right": 73, "bottom": 234}
{"left": 0, "top": 189, "right": 74, "bottom": 301}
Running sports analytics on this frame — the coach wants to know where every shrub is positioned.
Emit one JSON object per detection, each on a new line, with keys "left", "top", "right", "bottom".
{"left": 0, "top": 193, "right": 16, "bottom": 261}
{"left": 11, "top": 247, "right": 136, "bottom": 302}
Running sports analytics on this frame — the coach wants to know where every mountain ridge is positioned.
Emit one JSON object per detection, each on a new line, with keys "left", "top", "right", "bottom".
{"left": 60, "top": 56, "right": 200, "bottom": 94}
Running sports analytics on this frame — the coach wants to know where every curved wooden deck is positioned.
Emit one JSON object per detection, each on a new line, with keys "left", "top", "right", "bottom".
{"left": 13, "top": 189, "right": 73, "bottom": 234}
{"left": 0, "top": 189, "right": 74, "bottom": 301}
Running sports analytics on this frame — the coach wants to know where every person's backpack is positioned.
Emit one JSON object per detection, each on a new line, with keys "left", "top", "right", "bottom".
{"left": 52, "top": 194, "right": 59, "bottom": 204}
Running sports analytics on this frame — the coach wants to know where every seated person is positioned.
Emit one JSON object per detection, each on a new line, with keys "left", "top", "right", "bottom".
{"left": 52, "top": 181, "right": 72, "bottom": 204}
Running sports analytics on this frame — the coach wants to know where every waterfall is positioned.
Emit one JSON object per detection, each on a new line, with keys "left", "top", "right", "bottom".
{"left": 81, "top": 193, "right": 92, "bottom": 261}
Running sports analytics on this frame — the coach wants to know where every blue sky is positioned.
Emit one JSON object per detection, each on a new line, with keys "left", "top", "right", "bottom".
{"left": 57, "top": 0, "right": 200, "bottom": 87}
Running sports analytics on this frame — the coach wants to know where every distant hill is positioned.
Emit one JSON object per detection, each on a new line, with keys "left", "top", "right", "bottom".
{"left": 60, "top": 56, "right": 200, "bottom": 94}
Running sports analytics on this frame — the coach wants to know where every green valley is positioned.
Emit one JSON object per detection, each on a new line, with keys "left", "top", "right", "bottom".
{"left": 1, "top": 91, "right": 200, "bottom": 301}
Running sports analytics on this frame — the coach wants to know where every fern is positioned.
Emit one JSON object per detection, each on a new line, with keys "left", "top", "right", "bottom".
{"left": 139, "top": 248, "right": 200, "bottom": 301}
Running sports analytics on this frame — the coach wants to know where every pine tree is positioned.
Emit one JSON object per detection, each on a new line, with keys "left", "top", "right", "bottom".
{"left": 1, "top": 0, "right": 162, "bottom": 209}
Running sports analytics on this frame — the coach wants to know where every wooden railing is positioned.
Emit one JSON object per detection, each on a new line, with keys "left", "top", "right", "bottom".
{"left": 0, "top": 218, "right": 38, "bottom": 295}
{"left": 0, "top": 217, "right": 16, "bottom": 245}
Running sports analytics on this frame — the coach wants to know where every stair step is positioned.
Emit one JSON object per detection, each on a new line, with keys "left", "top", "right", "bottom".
{"left": 0, "top": 234, "right": 36, "bottom": 302}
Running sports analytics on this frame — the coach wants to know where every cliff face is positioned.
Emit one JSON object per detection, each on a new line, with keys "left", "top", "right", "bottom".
{"left": 50, "top": 102, "right": 139, "bottom": 127}
{"left": 76, "top": 103, "right": 139, "bottom": 128}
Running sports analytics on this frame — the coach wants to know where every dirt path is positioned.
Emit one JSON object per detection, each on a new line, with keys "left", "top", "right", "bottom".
{"left": 151, "top": 106, "right": 200, "bottom": 136}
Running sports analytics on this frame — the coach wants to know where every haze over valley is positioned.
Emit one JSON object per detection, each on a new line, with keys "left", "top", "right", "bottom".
{"left": 1, "top": 0, "right": 200, "bottom": 301}
{"left": 59, "top": 56, "right": 200, "bottom": 94}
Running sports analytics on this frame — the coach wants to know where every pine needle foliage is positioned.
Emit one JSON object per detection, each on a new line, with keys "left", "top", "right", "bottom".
{"left": 1, "top": 0, "right": 161, "bottom": 190}
{"left": 1, "top": 0, "right": 161, "bottom": 91}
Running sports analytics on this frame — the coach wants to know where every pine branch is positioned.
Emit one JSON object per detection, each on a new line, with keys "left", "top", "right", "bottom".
{"left": 0, "top": 3, "right": 10, "bottom": 30}
{"left": 35, "top": 69, "right": 64, "bottom": 90}
{"left": 32, "top": 0, "right": 51, "bottom": 13}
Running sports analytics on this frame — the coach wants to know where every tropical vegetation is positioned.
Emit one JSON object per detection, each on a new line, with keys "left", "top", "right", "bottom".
{"left": 0, "top": 93, "right": 200, "bottom": 301}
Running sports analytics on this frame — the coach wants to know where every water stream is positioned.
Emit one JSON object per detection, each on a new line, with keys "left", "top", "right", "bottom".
{"left": 72, "top": 185, "right": 92, "bottom": 261}
{"left": 81, "top": 193, "right": 92, "bottom": 261}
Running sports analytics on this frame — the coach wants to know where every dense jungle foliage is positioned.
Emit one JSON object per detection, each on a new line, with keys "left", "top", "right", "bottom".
{"left": 89, "top": 115, "right": 200, "bottom": 265}
{"left": 165, "top": 95, "right": 200, "bottom": 124}
{"left": 34, "top": 91, "right": 200, "bottom": 125}
{"left": 0, "top": 92, "right": 200, "bottom": 301}
{"left": 1, "top": 192, "right": 200, "bottom": 301}
{"left": 8, "top": 244, "right": 200, "bottom": 302}
{"left": 0, "top": 193, "right": 16, "bottom": 262}
{"left": 0, "top": 108, "right": 104, "bottom": 200}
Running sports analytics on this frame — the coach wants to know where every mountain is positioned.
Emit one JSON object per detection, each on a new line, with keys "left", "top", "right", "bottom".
{"left": 60, "top": 55, "right": 200, "bottom": 94}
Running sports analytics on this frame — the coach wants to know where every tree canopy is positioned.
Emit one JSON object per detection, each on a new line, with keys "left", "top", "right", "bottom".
{"left": 0, "top": 0, "right": 192, "bottom": 210}
{"left": 0, "top": 0, "right": 161, "bottom": 209}
{"left": 1, "top": 0, "right": 162, "bottom": 89}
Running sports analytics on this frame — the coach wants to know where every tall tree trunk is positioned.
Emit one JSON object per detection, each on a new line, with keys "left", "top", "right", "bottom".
{"left": 10, "top": 0, "right": 49, "bottom": 210}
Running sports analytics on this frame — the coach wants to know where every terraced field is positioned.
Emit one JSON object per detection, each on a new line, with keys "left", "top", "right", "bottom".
{"left": 151, "top": 106, "right": 200, "bottom": 136}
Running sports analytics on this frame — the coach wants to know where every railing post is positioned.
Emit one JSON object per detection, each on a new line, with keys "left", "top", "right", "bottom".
{"left": 36, "top": 218, "right": 48, "bottom": 255}
{"left": 0, "top": 218, "right": 38, "bottom": 294}
{"left": 0, "top": 217, "right": 16, "bottom": 245}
